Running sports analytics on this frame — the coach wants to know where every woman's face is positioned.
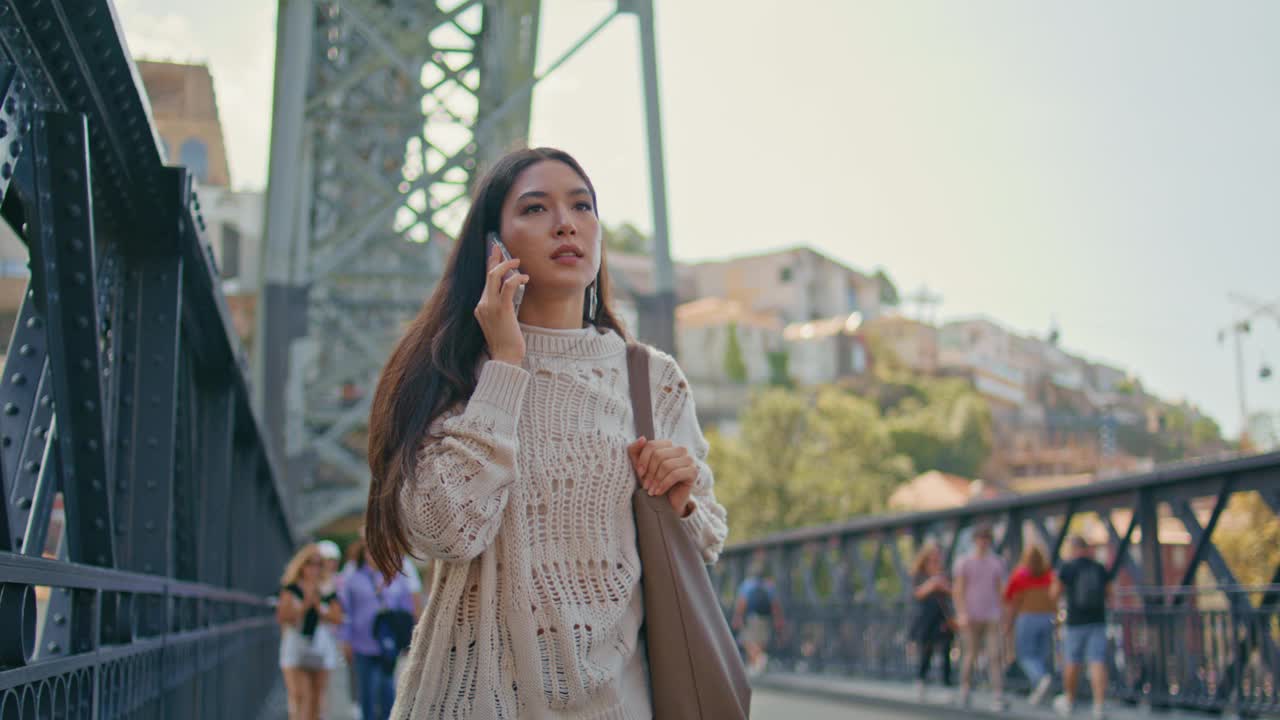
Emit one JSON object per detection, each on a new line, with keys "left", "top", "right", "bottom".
{"left": 498, "top": 160, "right": 601, "bottom": 302}
{"left": 926, "top": 550, "right": 942, "bottom": 574}
{"left": 302, "top": 553, "right": 323, "bottom": 580}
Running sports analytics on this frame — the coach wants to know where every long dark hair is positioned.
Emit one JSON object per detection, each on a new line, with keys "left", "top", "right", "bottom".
{"left": 365, "top": 147, "right": 627, "bottom": 578}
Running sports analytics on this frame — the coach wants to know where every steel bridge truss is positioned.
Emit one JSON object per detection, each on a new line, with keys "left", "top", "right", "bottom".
{"left": 715, "top": 452, "right": 1280, "bottom": 715}
{"left": 257, "top": 0, "right": 674, "bottom": 534}
{"left": 0, "top": 2, "right": 293, "bottom": 717}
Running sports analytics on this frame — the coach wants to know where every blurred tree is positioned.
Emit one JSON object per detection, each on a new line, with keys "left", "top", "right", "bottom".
{"left": 602, "top": 222, "right": 649, "bottom": 255}
{"left": 766, "top": 349, "right": 792, "bottom": 388}
{"left": 873, "top": 268, "right": 900, "bottom": 307}
{"left": 1213, "top": 492, "right": 1280, "bottom": 593}
{"left": 708, "top": 387, "right": 913, "bottom": 541}
{"left": 723, "top": 323, "right": 748, "bottom": 384}
{"left": 885, "top": 377, "right": 994, "bottom": 479}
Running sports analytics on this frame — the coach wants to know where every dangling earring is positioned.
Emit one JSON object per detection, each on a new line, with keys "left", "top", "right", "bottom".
{"left": 588, "top": 282, "right": 598, "bottom": 322}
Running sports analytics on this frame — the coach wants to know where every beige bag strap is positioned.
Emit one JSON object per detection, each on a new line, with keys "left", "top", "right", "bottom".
{"left": 626, "top": 343, "right": 655, "bottom": 442}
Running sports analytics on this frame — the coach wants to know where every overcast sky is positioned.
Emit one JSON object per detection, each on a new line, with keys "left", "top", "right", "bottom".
{"left": 115, "top": 0, "right": 1280, "bottom": 438}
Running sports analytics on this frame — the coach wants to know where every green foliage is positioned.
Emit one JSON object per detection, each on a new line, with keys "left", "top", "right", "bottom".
{"left": 708, "top": 387, "right": 914, "bottom": 542}
{"left": 766, "top": 350, "right": 792, "bottom": 388}
{"left": 884, "top": 377, "right": 994, "bottom": 479}
{"left": 1213, "top": 492, "right": 1280, "bottom": 595}
{"left": 602, "top": 222, "right": 649, "bottom": 255}
{"left": 723, "top": 323, "right": 748, "bottom": 384}
{"left": 873, "top": 268, "right": 900, "bottom": 307}
{"left": 1191, "top": 416, "right": 1224, "bottom": 448}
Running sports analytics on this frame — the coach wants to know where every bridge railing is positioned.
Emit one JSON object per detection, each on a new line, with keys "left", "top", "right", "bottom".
{"left": 0, "top": 1, "right": 293, "bottom": 717}
{"left": 714, "top": 451, "right": 1280, "bottom": 715}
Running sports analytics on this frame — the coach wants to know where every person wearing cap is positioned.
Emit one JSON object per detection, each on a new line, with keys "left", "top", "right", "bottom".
{"left": 953, "top": 524, "right": 1009, "bottom": 710}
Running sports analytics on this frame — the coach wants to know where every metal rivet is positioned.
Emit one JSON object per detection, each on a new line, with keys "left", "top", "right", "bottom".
{"left": 3, "top": 402, "right": 17, "bottom": 415}
{"left": 10, "top": 373, "right": 25, "bottom": 385}
{"left": 0, "top": 163, "right": 10, "bottom": 180}
{"left": 53, "top": 613, "right": 66, "bottom": 625}
{"left": 18, "top": 344, "right": 33, "bottom": 357}
{"left": 94, "top": 518, "right": 104, "bottom": 530}
{"left": 46, "top": 642, "right": 61, "bottom": 654}
{"left": 73, "top": 272, "right": 86, "bottom": 285}
{"left": 67, "top": 204, "right": 82, "bottom": 218}
{"left": 77, "top": 315, "right": 89, "bottom": 328}
{"left": 83, "top": 399, "right": 95, "bottom": 412}
{"left": 25, "top": 316, "right": 41, "bottom": 329}
{"left": 144, "top": 521, "right": 155, "bottom": 531}
{"left": 17, "top": 496, "right": 30, "bottom": 509}
{"left": 24, "top": 461, "right": 38, "bottom": 473}
{"left": 7, "top": 140, "right": 18, "bottom": 157}
{"left": 146, "top": 436, "right": 157, "bottom": 447}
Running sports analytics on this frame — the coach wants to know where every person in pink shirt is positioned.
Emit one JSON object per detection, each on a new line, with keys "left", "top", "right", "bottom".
{"left": 953, "top": 524, "right": 1009, "bottom": 710}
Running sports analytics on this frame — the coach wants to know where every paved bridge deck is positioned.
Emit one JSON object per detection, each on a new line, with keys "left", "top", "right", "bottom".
{"left": 254, "top": 663, "right": 1233, "bottom": 720}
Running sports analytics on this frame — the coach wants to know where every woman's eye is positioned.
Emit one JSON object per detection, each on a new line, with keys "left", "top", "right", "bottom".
{"left": 575, "top": 202, "right": 594, "bottom": 212}
{"left": 522, "top": 204, "right": 546, "bottom": 214}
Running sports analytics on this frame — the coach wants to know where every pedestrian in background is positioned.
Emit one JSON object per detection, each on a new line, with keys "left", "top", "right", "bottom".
{"left": 339, "top": 539, "right": 416, "bottom": 720}
{"left": 1003, "top": 544, "right": 1056, "bottom": 705}
{"left": 277, "top": 543, "right": 344, "bottom": 720}
{"left": 953, "top": 524, "right": 1008, "bottom": 710}
{"left": 1052, "top": 536, "right": 1111, "bottom": 719}
{"left": 731, "top": 561, "right": 785, "bottom": 676}
{"left": 909, "top": 542, "right": 955, "bottom": 701}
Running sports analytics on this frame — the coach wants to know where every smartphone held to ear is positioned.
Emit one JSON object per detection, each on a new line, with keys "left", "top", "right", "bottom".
{"left": 486, "top": 232, "right": 525, "bottom": 314}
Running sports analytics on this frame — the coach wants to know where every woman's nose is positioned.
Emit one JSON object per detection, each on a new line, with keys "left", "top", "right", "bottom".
{"left": 554, "top": 220, "right": 576, "bottom": 237}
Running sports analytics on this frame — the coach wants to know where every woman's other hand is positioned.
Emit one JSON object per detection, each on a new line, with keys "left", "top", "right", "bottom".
{"left": 626, "top": 437, "right": 697, "bottom": 517}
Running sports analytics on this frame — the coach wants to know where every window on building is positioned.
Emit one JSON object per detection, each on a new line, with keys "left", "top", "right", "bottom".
{"left": 180, "top": 138, "right": 209, "bottom": 184}
{"left": 780, "top": 266, "right": 793, "bottom": 283}
{"left": 220, "top": 223, "right": 241, "bottom": 280}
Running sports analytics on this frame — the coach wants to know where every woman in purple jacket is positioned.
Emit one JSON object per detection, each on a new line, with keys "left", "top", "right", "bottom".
{"left": 339, "top": 539, "right": 417, "bottom": 720}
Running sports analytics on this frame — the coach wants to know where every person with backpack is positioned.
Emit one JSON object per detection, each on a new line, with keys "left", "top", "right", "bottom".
{"left": 1051, "top": 535, "right": 1111, "bottom": 719}
{"left": 731, "top": 562, "right": 785, "bottom": 675}
{"left": 339, "top": 539, "right": 416, "bottom": 720}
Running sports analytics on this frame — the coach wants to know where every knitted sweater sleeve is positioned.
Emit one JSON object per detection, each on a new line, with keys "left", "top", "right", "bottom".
{"left": 650, "top": 351, "right": 730, "bottom": 564}
{"left": 400, "top": 360, "right": 530, "bottom": 562}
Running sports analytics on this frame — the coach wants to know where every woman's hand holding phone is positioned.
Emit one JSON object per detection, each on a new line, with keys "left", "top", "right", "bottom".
{"left": 475, "top": 244, "right": 529, "bottom": 366}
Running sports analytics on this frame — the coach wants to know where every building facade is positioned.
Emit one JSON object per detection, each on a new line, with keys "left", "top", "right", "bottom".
{"left": 689, "top": 247, "right": 884, "bottom": 326}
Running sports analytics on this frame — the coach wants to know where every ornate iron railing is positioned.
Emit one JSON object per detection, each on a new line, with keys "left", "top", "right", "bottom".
{"left": 0, "top": 1, "right": 293, "bottom": 717}
{"left": 714, "top": 451, "right": 1280, "bottom": 715}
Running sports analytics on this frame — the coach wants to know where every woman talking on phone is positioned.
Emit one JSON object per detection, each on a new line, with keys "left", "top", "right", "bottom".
{"left": 364, "top": 147, "right": 729, "bottom": 718}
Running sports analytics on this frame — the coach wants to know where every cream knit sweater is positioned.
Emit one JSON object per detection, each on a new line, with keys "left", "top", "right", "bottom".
{"left": 390, "top": 324, "right": 729, "bottom": 720}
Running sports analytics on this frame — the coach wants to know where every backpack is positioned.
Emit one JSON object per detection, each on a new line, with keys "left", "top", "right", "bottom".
{"left": 745, "top": 581, "right": 774, "bottom": 616}
{"left": 368, "top": 573, "right": 416, "bottom": 673}
{"left": 1069, "top": 561, "right": 1107, "bottom": 615}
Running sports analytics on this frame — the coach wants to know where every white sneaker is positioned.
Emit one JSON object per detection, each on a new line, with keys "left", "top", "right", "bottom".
{"left": 992, "top": 696, "right": 1010, "bottom": 711}
{"left": 1029, "top": 675, "right": 1053, "bottom": 705}
{"left": 1053, "top": 694, "right": 1074, "bottom": 716}
{"left": 1091, "top": 705, "right": 1106, "bottom": 720}
{"left": 914, "top": 680, "right": 926, "bottom": 701}
{"left": 957, "top": 688, "right": 971, "bottom": 707}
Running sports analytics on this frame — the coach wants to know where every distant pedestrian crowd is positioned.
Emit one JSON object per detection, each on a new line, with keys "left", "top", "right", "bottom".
{"left": 908, "top": 527, "right": 1112, "bottom": 718}
{"left": 275, "top": 535, "right": 423, "bottom": 720}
